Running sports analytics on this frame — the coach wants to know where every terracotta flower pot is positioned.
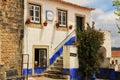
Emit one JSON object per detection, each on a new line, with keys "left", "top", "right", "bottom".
{"left": 69, "top": 25, "right": 73, "bottom": 30}
{"left": 25, "top": 18, "right": 31, "bottom": 24}
{"left": 56, "top": 23, "right": 59, "bottom": 28}
{"left": 43, "top": 22, "right": 47, "bottom": 26}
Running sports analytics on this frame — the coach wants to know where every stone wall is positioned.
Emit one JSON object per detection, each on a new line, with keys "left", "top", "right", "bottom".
{"left": 0, "top": 0, "right": 24, "bottom": 74}
{"left": 0, "top": 64, "right": 5, "bottom": 80}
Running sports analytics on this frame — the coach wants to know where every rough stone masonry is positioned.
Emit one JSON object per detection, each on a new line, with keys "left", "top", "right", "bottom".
{"left": 0, "top": 0, "right": 24, "bottom": 75}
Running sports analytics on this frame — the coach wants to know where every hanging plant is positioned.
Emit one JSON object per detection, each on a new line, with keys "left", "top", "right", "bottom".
{"left": 56, "top": 23, "right": 59, "bottom": 28}
{"left": 25, "top": 18, "right": 31, "bottom": 24}
{"left": 69, "top": 25, "right": 73, "bottom": 30}
{"left": 43, "top": 21, "right": 48, "bottom": 26}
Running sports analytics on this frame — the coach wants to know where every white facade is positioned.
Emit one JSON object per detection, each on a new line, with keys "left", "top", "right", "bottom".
{"left": 102, "top": 31, "right": 111, "bottom": 58}
{"left": 23, "top": 0, "right": 112, "bottom": 78}
{"left": 23, "top": 0, "right": 93, "bottom": 71}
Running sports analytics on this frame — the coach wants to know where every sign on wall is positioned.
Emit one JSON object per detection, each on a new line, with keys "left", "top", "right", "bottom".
{"left": 46, "top": 10, "right": 54, "bottom": 21}
{"left": 70, "top": 53, "right": 77, "bottom": 57}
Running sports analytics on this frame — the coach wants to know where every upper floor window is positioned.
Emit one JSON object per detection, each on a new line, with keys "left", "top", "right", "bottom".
{"left": 58, "top": 9, "right": 67, "bottom": 27}
{"left": 29, "top": 4, "right": 41, "bottom": 23}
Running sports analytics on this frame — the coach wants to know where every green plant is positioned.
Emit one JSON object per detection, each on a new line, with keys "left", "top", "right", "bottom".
{"left": 77, "top": 22, "right": 104, "bottom": 80}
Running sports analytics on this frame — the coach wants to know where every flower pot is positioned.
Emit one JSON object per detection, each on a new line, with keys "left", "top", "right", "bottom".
{"left": 56, "top": 26, "right": 59, "bottom": 28}
{"left": 56, "top": 23, "right": 59, "bottom": 28}
{"left": 43, "top": 22, "right": 47, "bottom": 26}
{"left": 25, "top": 18, "right": 31, "bottom": 24}
{"left": 69, "top": 25, "right": 73, "bottom": 30}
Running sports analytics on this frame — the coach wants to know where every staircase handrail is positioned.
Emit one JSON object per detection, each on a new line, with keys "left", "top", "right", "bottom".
{"left": 54, "top": 29, "right": 76, "bottom": 52}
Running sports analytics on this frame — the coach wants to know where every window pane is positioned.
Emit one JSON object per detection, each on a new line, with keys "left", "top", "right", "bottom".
{"left": 58, "top": 11, "right": 62, "bottom": 25}
{"left": 35, "top": 6, "right": 40, "bottom": 10}
{"left": 39, "top": 50, "right": 47, "bottom": 67}
{"left": 58, "top": 11, "right": 61, "bottom": 15}
{"left": 30, "top": 5, "right": 34, "bottom": 9}
{"left": 63, "top": 21, "right": 66, "bottom": 25}
{"left": 35, "top": 18, "right": 39, "bottom": 21}
{"left": 30, "top": 10, "right": 34, "bottom": 16}
{"left": 31, "top": 17, "right": 34, "bottom": 20}
{"left": 63, "top": 12, "right": 66, "bottom": 16}
{"left": 63, "top": 15, "right": 66, "bottom": 22}
{"left": 58, "top": 14, "right": 61, "bottom": 21}
{"left": 35, "top": 49, "right": 47, "bottom": 68}
{"left": 35, "top": 11, "right": 39, "bottom": 17}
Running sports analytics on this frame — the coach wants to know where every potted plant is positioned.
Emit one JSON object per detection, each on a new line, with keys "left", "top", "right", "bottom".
{"left": 56, "top": 23, "right": 59, "bottom": 28}
{"left": 43, "top": 21, "right": 48, "bottom": 26}
{"left": 69, "top": 25, "right": 73, "bottom": 30}
{"left": 25, "top": 18, "right": 31, "bottom": 24}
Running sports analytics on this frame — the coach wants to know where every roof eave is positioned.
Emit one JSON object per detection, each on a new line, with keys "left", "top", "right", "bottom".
{"left": 52, "top": 0, "right": 95, "bottom": 11}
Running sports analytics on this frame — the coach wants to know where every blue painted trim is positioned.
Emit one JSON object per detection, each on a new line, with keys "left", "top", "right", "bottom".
{"left": 64, "top": 36, "right": 75, "bottom": 45}
{"left": 23, "top": 68, "right": 32, "bottom": 76}
{"left": 63, "top": 68, "right": 82, "bottom": 80}
{"left": 96, "top": 68, "right": 116, "bottom": 80}
{"left": 23, "top": 67, "right": 120, "bottom": 80}
{"left": 50, "top": 47, "right": 63, "bottom": 65}
{"left": 34, "top": 67, "right": 46, "bottom": 74}
{"left": 63, "top": 68, "right": 96, "bottom": 80}
{"left": 49, "top": 36, "right": 75, "bottom": 65}
{"left": 23, "top": 68, "right": 46, "bottom": 76}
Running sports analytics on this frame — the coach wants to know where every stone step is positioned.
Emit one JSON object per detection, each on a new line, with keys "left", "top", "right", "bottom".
{"left": 54, "top": 63, "right": 63, "bottom": 66}
{"left": 56, "top": 59, "right": 63, "bottom": 63}
{"left": 45, "top": 70, "right": 63, "bottom": 74}
{"left": 58, "top": 56, "right": 63, "bottom": 60}
{"left": 51, "top": 66, "right": 63, "bottom": 71}
{"left": 44, "top": 73, "right": 66, "bottom": 79}
{"left": 59, "top": 56, "right": 63, "bottom": 59}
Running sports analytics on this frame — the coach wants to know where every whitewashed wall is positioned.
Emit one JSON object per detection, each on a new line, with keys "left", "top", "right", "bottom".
{"left": 102, "top": 31, "right": 111, "bottom": 58}
{"left": 63, "top": 46, "right": 78, "bottom": 69}
{"left": 24, "top": 0, "right": 92, "bottom": 68}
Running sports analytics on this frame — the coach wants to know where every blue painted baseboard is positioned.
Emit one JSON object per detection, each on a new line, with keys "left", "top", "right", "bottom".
{"left": 63, "top": 68, "right": 82, "bottom": 80}
{"left": 23, "top": 67, "right": 46, "bottom": 76}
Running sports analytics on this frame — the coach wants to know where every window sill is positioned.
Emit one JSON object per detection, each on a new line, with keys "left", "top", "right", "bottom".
{"left": 26, "top": 23, "right": 43, "bottom": 29}
{"left": 56, "top": 27, "right": 68, "bottom": 31}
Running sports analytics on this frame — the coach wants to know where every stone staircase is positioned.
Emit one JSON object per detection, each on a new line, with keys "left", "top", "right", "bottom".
{"left": 44, "top": 56, "right": 68, "bottom": 79}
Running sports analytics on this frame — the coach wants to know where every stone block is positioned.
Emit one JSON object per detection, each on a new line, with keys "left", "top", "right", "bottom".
{"left": 0, "top": 64, "right": 5, "bottom": 80}
{"left": 0, "top": 0, "right": 24, "bottom": 75}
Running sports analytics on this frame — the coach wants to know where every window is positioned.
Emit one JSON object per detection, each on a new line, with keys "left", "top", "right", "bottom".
{"left": 34, "top": 48, "right": 47, "bottom": 68}
{"left": 58, "top": 9, "right": 67, "bottom": 27}
{"left": 76, "top": 16, "right": 85, "bottom": 31}
{"left": 29, "top": 4, "right": 41, "bottom": 23}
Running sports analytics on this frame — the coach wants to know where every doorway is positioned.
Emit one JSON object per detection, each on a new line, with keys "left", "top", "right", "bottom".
{"left": 76, "top": 16, "right": 85, "bottom": 31}
{"left": 34, "top": 48, "right": 47, "bottom": 68}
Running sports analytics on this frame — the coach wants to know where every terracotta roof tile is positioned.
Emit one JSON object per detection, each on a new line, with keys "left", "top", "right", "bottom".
{"left": 112, "top": 51, "right": 120, "bottom": 57}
